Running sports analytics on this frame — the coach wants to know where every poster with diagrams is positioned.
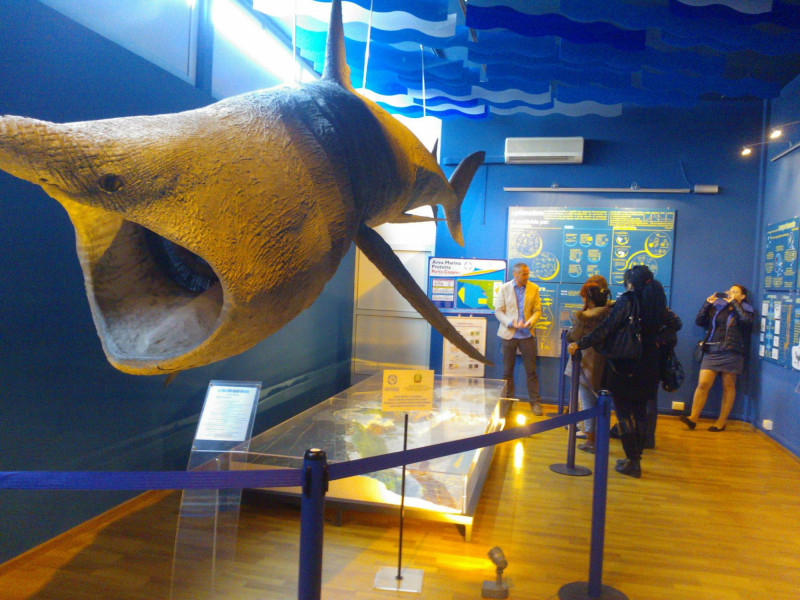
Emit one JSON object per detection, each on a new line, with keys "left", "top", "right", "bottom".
{"left": 788, "top": 296, "right": 800, "bottom": 370}
{"left": 763, "top": 218, "right": 799, "bottom": 291}
{"left": 759, "top": 293, "right": 793, "bottom": 366}
{"left": 428, "top": 258, "right": 507, "bottom": 314}
{"left": 442, "top": 316, "right": 487, "bottom": 377}
{"left": 506, "top": 207, "right": 675, "bottom": 357}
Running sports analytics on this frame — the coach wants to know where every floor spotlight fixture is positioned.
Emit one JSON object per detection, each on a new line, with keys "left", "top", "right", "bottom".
{"left": 481, "top": 546, "right": 509, "bottom": 599}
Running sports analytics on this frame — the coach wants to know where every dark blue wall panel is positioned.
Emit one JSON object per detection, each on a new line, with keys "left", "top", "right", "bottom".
{"left": 0, "top": 1, "right": 354, "bottom": 562}
{"left": 755, "top": 74, "right": 800, "bottom": 456}
{"left": 434, "top": 103, "right": 763, "bottom": 420}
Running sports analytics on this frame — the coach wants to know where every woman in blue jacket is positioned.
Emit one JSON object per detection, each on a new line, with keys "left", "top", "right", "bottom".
{"left": 681, "top": 284, "right": 754, "bottom": 432}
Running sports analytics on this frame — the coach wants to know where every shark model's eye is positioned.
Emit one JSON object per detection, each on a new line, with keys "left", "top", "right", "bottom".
{"left": 98, "top": 173, "right": 124, "bottom": 193}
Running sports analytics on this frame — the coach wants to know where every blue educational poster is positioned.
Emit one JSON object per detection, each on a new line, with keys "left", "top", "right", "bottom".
{"left": 507, "top": 207, "right": 675, "bottom": 288}
{"left": 509, "top": 226, "right": 563, "bottom": 282}
{"left": 788, "top": 296, "right": 800, "bottom": 370}
{"left": 558, "top": 285, "right": 584, "bottom": 329}
{"left": 562, "top": 228, "right": 613, "bottom": 282}
{"left": 763, "top": 218, "right": 799, "bottom": 292}
{"left": 534, "top": 283, "right": 559, "bottom": 357}
{"left": 427, "top": 257, "right": 507, "bottom": 314}
{"left": 759, "top": 293, "right": 793, "bottom": 366}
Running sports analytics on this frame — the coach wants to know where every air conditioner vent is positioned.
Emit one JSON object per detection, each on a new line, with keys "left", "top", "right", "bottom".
{"left": 505, "top": 137, "right": 584, "bottom": 164}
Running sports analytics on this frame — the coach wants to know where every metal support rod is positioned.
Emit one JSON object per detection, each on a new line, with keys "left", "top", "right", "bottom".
{"left": 565, "top": 348, "right": 582, "bottom": 470}
{"left": 396, "top": 413, "right": 409, "bottom": 580}
{"left": 588, "top": 391, "right": 612, "bottom": 598}
{"left": 298, "top": 448, "right": 328, "bottom": 600}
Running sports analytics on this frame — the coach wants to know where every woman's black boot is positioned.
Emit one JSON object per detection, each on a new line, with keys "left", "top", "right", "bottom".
{"left": 615, "top": 459, "right": 641, "bottom": 478}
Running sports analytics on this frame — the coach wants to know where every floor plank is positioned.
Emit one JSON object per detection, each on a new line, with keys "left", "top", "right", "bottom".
{"left": 2, "top": 410, "right": 799, "bottom": 599}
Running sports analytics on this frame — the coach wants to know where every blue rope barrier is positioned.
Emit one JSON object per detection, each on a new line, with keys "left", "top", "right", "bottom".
{"left": 0, "top": 406, "right": 602, "bottom": 491}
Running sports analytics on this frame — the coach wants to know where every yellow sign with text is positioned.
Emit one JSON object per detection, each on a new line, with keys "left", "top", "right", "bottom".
{"left": 381, "top": 370, "right": 434, "bottom": 412}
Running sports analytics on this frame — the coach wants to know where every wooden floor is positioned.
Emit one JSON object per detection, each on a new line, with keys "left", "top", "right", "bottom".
{"left": 2, "top": 409, "right": 800, "bottom": 600}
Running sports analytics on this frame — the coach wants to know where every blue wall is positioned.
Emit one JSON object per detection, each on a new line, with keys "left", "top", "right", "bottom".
{"left": 434, "top": 102, "right": 764, "bottom": 420}
{"left": 0, "top": 1, "right": 354, "bottom": 562}
{"left": 753, "top": 75, "right": 800, "bottom": 456}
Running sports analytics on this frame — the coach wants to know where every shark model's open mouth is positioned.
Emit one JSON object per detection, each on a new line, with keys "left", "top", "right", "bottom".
{"left": 85, "top": 218, "right": 224, "bottom": 366}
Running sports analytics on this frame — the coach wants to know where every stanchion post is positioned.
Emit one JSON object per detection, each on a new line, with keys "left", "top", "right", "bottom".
{"left": 557, "top": 329, "right": 568, "bottom": 414}
{"left": 298, "top": 448, "right": 328, "bottom": 600}
{"left": 588, "top": 391, "right": 611, "bottom": 597}
{"left": 565, "top": 348, "right": 581, "bottom": 469}
{"left": 558, "top": 390, "right": 628, "bottom": 600}
{"left": 550, "top": 348, "right": 591, "bottom": 477}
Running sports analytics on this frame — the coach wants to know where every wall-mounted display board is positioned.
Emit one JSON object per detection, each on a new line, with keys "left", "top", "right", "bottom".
{"left": 428, "top": 258, "right": 507, "bottom": 314}
{"left": 763, "top": 218, "right": 799, "bottom": 292}
{"left": 534, "top": 283, "right": 559, "bottom": 357}
{"left": 506, "top": 207, "right": 676, "bottom": 288}
{"left": 506, "top": 207, "right": 675, "bottom": 357}
{"left": 788, "top": 296, "right": 800, "bottom": 370}
{"left": 759, "top": 293, "right": 793, "bottom": 366}
{"left": 442, "top": 317, "right": 487, "bottom": 377}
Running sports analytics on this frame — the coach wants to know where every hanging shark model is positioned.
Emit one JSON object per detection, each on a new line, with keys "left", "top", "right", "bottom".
{"left": 0, "top": 0, "right": 489, "bottom": 375}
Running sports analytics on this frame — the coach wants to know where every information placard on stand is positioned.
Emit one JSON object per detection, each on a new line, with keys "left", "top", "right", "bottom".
{"left": 170, "top": 380, "right": 261, "bottom": 600}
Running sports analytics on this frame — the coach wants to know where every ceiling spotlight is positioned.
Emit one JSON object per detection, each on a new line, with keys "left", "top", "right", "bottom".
{"left": 741, "top": 147, "right": 752, "bottom": 156}
{"left": 770, "top": 129, "right": 783, "bottom": 139}
{"left": 482, "top": 546, "right": 509, "bottom": 599}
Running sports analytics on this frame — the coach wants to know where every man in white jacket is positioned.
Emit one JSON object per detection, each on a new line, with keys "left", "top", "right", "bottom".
{"left": 495, "top": 263, "right": 543, "bottom": 415}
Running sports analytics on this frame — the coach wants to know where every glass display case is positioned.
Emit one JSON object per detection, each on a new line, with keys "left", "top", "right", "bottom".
{"left": 234, "top": 373, "right": 508, "bottom": 540}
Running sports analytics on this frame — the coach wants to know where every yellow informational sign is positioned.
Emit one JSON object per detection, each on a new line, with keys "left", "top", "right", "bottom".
{"left": 381, "top": 369, "right": 434, "bottom": 412}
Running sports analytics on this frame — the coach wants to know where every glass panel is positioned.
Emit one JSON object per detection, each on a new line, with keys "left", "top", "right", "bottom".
{"left": 236, "top": 374, "right": 506, "bottom": 515}
{"left": 170, "top": 381, "right": 261, "bottom": 600}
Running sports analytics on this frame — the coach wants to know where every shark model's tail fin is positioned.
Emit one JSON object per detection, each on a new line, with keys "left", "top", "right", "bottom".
{"left": 444, "top": 151, "right": 485, "bottom": 246}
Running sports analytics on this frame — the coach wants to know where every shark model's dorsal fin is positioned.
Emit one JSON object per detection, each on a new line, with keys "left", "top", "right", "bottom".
{"left": 322, "top": 0, "right": 354, "bottom": 91}
{"left": 443, "top": 151, "right": 485, "bottom": 246}
{"left": 354, "top": 224, "right": 492, "bottom": 365}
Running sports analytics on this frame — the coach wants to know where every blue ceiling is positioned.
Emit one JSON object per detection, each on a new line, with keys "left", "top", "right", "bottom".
{"left": 252, "top": 0, "right": 800, "bottom": 118}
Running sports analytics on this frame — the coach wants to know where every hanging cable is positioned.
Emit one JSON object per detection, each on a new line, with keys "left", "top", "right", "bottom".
{"left": 292, "top": 0, "right": 298, "bottom": 82}
{"left": 420, "top": 44, "right": 427, "bottom": 118}
{"left": 362, "top": 0, "right": 374, "bottom": 89}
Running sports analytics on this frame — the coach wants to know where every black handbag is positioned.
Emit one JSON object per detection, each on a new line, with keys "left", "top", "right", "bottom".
{"left": 598, "top": 295, "right": 642, "bottom": 360}
{"left": 693, "top": 340, "right": 705, "bottom": 363}
{"left": 660, "top": 347, "right": 684, "bottom": 392}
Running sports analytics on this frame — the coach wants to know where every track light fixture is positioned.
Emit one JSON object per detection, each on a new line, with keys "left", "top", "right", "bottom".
{"left": 741, "top": 120, "right": 800, "bottom": 162}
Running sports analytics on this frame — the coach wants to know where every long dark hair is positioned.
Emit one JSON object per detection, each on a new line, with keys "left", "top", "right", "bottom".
{"left": 624, "top": 265, "right": 667, "bottom": 333}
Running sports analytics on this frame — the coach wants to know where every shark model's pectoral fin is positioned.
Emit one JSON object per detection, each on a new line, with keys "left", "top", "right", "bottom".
{"left": 389, "top": 213, "right": 443, "bottom": 225}
{"left": 444, "top": 151, "right": 486, "bottom": 246}
{"left": 354, "top": 224, "right": 492, "bottom": 366}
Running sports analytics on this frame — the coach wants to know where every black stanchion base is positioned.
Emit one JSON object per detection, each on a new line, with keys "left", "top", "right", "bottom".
{"left": 559, "top": 581, "right": 629, "bottom": 600}
{"left": 549, "top": 464, "right": 592, "bottom": 476}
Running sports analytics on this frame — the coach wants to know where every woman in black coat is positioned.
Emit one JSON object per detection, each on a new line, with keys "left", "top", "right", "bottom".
{"left": 567, "top": 265, "right": 671, "bottom": 478}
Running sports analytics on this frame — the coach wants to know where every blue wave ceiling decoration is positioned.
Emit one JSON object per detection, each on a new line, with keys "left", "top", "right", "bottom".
{"left": 252, "top": 0, "right": 800, "bottom": 118}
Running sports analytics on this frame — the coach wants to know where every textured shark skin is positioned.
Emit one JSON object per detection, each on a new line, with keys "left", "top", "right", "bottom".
{"left": 0, "top": 0, "right": 488, "bottom": 375}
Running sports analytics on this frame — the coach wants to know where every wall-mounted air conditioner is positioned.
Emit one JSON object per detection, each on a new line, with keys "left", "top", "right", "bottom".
{"left": 504, "top": 137, "right": 584, "bottom": 164}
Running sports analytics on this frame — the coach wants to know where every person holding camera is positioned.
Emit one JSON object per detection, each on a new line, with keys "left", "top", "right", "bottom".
{"left": 681, "top": 285, "right": 754, "bottom": 432}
